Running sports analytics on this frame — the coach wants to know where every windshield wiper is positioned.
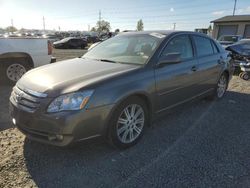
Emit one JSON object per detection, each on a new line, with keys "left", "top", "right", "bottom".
{"left": 98, "top": 59, "right": 118, "bottom": 63}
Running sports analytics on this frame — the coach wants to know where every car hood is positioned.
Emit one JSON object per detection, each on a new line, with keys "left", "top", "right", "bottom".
{"left": 226, "top": 43, "right": 250, "bottom": 57}
{"left": 17, "top": 58, "right": 140, "bottom": 97}
{"left": 219, "top": 41, "right": 234, "bottom": 46}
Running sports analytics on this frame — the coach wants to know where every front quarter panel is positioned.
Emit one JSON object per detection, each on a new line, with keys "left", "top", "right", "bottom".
{"left": 86, "top": 67, "right": 156, "bottom": 111}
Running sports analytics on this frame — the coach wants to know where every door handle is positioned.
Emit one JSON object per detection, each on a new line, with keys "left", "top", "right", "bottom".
{"left": 191, "top": 66, "right": 197, "bottom": 72}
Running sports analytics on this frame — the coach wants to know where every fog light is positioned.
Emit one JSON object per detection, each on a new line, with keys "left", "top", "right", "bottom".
{"left": 56, "top": 134, "right": 64, "bottom": 141}
{"left": 48, "top": 135, "right": 56, "bottom": 141}
{"left": 12, "top": 118, "right": 16, "bottom": 125}
{"left": 48, "top": 134, "right": 63, "bottom": 141}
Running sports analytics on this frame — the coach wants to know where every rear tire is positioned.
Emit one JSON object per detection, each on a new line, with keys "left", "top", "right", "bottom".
{"left": 108, "top": 97, "right": 149, "bottom": 149}
{"left": 207, "top": 72, "right": 228, "bottom": 100}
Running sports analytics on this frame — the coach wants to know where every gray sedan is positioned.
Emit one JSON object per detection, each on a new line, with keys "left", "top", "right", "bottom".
{"left": 9, "top": 31, "right": 234, "bottom": 148}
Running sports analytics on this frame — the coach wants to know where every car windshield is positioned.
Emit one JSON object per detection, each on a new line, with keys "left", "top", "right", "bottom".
{"left": 83, "top": 34, "right": 163, "bottom": 65}
{"left": 219, "top": 35, "right": 238, "bottom": 42}
{"left": 60, "top": 37, "right": 71, "bottom": 42}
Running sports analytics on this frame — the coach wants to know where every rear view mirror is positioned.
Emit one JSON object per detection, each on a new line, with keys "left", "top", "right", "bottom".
{"left": 158, "top": 52, "right": 181, "bottom": 66}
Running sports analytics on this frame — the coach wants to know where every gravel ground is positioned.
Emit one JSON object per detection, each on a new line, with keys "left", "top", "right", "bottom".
{"left": 1, "top": 49, "right": 250, "bottom": 188}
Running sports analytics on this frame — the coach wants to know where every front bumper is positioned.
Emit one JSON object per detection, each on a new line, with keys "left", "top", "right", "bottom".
{"left": 9, "top": 102, "right": 114, "bottom": 146}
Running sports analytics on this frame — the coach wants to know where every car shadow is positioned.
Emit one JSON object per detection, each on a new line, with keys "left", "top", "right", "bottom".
{"left": 0, "top": 84, "right": 13, "bottom": 131}
{"left": 22, "top": 90, "right": 250, "bottom": 188}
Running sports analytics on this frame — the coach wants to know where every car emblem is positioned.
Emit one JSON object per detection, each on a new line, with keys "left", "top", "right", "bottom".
{"left": 16, "top": 92, "right": 23, "bottom": 102}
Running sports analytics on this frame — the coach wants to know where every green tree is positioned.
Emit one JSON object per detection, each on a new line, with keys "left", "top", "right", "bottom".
{"left": 208, "top": 25, "right": 212, "bottom": 33}
{"left": 96, "top": 20, "right": 111, "bottom": 33}
{"left": 5, "top": 26, "right": 17, "bottom": 33}
{"left": 115, "top": 28, "right": 120, "bottom": 33}
{"left": 136, "top": 19, "right": 144, "bottom": 31}
{"left": 90, "top": 27, "right": 96, "bottom": 32}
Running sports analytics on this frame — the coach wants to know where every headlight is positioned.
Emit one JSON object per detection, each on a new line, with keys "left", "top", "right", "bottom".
{"left": 47, "top": 90, "right": 94, "bottom": 113}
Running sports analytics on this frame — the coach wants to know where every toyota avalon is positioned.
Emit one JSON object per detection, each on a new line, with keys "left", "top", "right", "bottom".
{"left": 9, "top": 31, "right": 234, "bottom": 148}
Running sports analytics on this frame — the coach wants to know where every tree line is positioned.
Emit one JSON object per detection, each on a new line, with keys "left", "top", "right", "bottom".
{"left": 0, "top": 19, "right": 144, "bottom": 34}
{"left": 91, "top": 19, "right": 144, "bottom": 32}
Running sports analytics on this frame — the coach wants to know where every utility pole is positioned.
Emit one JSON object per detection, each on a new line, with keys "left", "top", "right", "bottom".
{"left": 43, "top": 16, "right": 45, "bottom": 32}
{"left": 173, "top": 23, "right": 176, "bottom": 30}
{"left": 233, "top": 0, "right": 237, "bottom": 16}
{"left": 98, "top": 10, "right": 101, "bottom": 35}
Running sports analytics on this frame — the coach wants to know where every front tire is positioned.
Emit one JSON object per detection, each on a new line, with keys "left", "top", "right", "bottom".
{"left": 108, "top": 97, "right": 148, "bottom": 149}
{"left": 3, "top": 60, "right": 30, "bottom": 84}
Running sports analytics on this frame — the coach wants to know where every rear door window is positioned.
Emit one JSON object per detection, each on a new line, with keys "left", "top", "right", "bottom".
{"left": 211, "top": 40, "right": 220, "bottom": 53}
{"left": 193, "top": 36, "right": 214, "bottom": 57}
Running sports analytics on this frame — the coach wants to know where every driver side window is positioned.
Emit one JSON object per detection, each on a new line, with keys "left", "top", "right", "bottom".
{"left": 161, "top": 35, "right": 193, "bottom": 60}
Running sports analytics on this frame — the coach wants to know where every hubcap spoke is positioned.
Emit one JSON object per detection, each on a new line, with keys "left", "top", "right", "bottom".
{"left": 117, "top": 118, "right": 127, "bottom": 125}
{"left": 131, "top": 105, "right": 136, "bottom": 117}
{"left": 124, "top": 108, "right": 131, "bottom": 119}
{"left": 117, "top": 125, "right": 128, "bottom": 135}
{"left": 121, "top": 129, "right": 129, "bottom": 142}
{"left": 133, "top": 125, "right": 142, "bottom": 134}
{"left": 134, "top": 108, "right": 143, "bottom": 119}
{"left": 129, "top": 130, "right": 134, "bottom": 141}
{"left": 135, "top": 118, "right": 144, "bottom": 125}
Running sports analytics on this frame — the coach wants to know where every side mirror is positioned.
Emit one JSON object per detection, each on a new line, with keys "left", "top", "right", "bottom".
{"left": 158, "top": 53, "right": 181, "bottom": 67}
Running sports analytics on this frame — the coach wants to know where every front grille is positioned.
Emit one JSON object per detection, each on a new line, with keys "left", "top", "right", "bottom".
{"left": 10, "top": 86, "right": 47, "bottom": 113}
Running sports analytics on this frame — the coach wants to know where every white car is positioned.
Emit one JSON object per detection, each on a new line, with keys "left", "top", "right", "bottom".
{"left": 0, "top": 37, "right": 56, "bottom": 83}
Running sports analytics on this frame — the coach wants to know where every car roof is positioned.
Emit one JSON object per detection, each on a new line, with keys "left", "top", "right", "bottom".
{"left": 118, "top": 30, "right": 209, "bottom": 38}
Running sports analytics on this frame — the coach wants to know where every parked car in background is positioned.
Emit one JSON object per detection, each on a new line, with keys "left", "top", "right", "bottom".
{"left": 226, "top": 39, "right": 250, "bottom": 79}
{"left": 0, "top": 37, "right": 55, "bottom": 84}
{"left": 10, "top": 31, "right": 233, "bottom": 149}
{"left": 53, "top": 37, "right": 87, "bottom": 49}
{"left": 85, "top": 35, "right": 100, "bottom": 43}
{"left": 43, "top": 34, "right": 60, "bottom": 43}
{"left": 218, "top": 35, "right": 243, "bottom": 47}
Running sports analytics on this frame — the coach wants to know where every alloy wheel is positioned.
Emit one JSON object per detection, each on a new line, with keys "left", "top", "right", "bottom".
{"left": 217, "top": 74, "right": 227, "bottom": 98}
{"left": 116, "top": 104, "right": 145, "bottom": 144}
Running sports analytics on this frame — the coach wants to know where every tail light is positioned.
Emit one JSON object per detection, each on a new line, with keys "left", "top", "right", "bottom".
{"left": 48, "top": 40, "right": 52, "bottom": 55}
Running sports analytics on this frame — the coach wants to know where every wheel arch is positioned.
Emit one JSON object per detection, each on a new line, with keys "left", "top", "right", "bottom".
{"left": 223, "top": 70, "right": 229, "bottom": 79}
{"left": 0, "top": 52, "right": 34, "bottom": 68}
{"left": 103, "top": 92, "right": 153, "bottom": 138}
